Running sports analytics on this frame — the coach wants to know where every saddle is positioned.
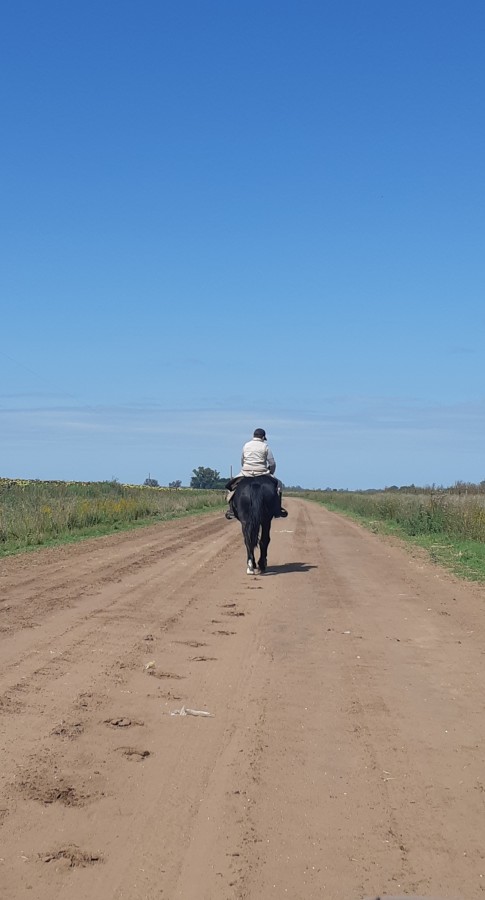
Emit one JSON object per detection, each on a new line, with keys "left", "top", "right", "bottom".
{"left": 225, "top": 474, "right": 276, "bottom": 491}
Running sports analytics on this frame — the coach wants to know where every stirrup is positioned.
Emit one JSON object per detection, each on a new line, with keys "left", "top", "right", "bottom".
{"left": 225, "top": 509, "right": 236, "bottom": 520}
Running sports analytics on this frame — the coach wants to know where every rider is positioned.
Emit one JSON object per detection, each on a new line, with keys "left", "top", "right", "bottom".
{"left": 225, "top": 428, "right": 288, "bottom": 520}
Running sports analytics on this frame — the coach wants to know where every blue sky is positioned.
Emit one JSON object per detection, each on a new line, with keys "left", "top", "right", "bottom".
{"left": 1, "top": 0, "right": 484, "bottom": 489}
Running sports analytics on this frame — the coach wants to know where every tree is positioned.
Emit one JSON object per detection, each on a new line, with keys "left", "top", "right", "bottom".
{"left": 143, "top": 475, "right": 159, "bottom": 487}
{"left": 190, "top": 467, "right": 226, "bottom": 489}
{"left": 169, "top": 480, "right": 182, "bottom": 489}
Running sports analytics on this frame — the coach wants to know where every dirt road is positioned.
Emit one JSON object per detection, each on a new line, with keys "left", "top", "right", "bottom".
{"left": 1, "top": 500, "right": 485, "bottom": 900}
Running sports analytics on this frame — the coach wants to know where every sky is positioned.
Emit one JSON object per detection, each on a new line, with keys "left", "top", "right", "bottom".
{"left": 1, "top": 0, "right": 484, "bottom": 490}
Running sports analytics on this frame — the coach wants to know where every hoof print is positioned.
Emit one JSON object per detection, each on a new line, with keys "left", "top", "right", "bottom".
{"left": 51, "top": 721, "right": 84, "bottom": 739}
{"left": 104, "top": 717, "right": 144, "bottom": 728}
{"left": 176, "top": 640, "right": 207, "bottom": 648}
{"left": 20, "top": 779, "right": 88, "bottom": 808}
{"left": 43, "top": 845, "right": 102, "bottom": 867}
{"left": 117, "top": 747, "right": 151, "bottom": 761}
{"left": 149, "top": 670, "right": 184, "bottom": 680}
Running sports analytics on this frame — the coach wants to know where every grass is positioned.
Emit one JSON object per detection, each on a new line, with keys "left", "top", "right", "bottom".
{"left": 0, "top": 479, "right": 225, "bottom": 557}
{"left": 294, "top": 490, "right": 485, "bottom": 582}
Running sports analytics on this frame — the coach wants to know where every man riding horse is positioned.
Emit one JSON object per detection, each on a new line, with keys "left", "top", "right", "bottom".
{"left": 225, "top": 428, "right": 288, "bottom": 520}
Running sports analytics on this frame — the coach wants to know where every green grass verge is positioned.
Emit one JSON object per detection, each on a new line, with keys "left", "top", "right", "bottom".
{"left": 0, "top": 503, "right": 226, "bottom": 558}
{"left": 0, "top": 479, "right": 226, "bottom": 557}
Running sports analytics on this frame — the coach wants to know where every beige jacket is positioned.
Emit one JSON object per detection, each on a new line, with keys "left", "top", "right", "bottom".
{"left": 238, "top": 437, "right": 276, "bottom": 477}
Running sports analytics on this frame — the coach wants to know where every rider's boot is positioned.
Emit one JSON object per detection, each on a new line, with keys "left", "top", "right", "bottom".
{"left": 225, "top": 500, "right": 236, "bottom": 520}
{"left": 274, "top": 492, "right": 288, "bottom": 518}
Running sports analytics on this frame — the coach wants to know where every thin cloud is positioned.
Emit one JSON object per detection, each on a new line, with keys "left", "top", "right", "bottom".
{"left": 2, "top": 398, "right": 484, "bottom": 439}
{"left": 448, "top": 346, "right": 477, "bottom": 355}
{"left": 0, "top": 391, "right": 74, "bottom": 400}
{"left": 2, "top": 398, "right": 484, "bottom": 488}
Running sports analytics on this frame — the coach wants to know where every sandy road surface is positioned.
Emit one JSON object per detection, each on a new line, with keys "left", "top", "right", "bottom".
{"left": 1, "top": 500, "right": 485, "bottom": 900}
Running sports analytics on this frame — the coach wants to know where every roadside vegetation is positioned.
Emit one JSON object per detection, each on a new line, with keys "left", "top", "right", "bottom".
{"left": 0, "top": 479, "right": 225, "bottom": 556}
{"left": 294, "top": 485, "right": 485, "bottom": 581}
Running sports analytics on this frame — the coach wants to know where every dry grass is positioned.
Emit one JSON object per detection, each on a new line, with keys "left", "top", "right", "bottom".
{"left": 0, "top": 479, "right": 224, "bottom": 554}
{"left": 297, "top": 490, "right": 485, "bottom": 542}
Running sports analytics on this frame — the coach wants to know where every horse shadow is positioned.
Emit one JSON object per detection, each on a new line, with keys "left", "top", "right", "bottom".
{"left": 263, "top": 561, "right": 317, "bottom": 576}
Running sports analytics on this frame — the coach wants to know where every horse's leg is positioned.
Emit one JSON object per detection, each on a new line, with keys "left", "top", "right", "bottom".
{"left": 247, "top": 544, "right": 258, "bottom": 574}
{"left": 246, "top": 552, "right": 258, "bottom": 575}
{"left": 243, "top": 523, "right": 259, "bottom": 575}
{"left": 258, "top": 518, "right": 271, "bottom": 573}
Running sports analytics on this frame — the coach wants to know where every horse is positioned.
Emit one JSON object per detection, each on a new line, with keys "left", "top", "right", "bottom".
{"left": 231, "top": 475, "right": 278, "bottom": 575}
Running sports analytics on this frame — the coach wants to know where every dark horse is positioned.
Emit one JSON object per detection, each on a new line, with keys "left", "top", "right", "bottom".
{"left": 231, "top": 475, "right": 279, "bottom": 575}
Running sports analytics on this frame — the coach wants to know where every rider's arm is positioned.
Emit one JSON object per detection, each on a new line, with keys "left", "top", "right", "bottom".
{"left": 266, "top": 446, "right": 276, "bottom": 475}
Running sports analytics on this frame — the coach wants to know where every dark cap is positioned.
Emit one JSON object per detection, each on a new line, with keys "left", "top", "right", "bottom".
{"left": 253, "top": 428, "right": 266, "bottom": 439}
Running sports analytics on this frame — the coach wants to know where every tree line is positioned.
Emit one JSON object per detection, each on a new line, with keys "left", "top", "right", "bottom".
{"left": 143, "top": 467, "right": 227, "bottom": 490}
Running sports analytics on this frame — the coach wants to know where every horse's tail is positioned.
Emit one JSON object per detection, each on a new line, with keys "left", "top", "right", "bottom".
{"left": 243, "top": 482, "right": 264, "bottom": 553}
